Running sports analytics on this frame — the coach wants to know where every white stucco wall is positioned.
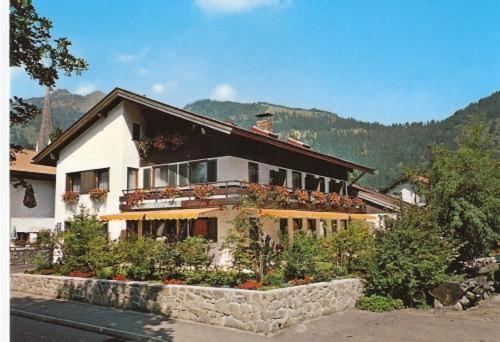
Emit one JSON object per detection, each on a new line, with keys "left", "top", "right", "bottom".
{"left": 10, "top": 179, "right": 55, "bottom": 218}
{"left": 387, "top": 182, "right": 425, "bottom": 206}
{"left": 55, "top": 101, "right": 145, "bottom": 239}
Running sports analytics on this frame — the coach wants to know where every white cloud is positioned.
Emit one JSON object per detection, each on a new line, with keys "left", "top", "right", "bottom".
{"left": 195, "top": 0, "right": 283, "bottom": 14}
{"left": 74, "top": 83, "right": 97, "bottom": 96}
{"left": 152, "top": 81, "right": 176, "bottom": 94}
{"left": 210, "top": 83, "right": 237, "bottom": 101}
{"left": 115, "top": 48, "right": 150, "bottom": 63}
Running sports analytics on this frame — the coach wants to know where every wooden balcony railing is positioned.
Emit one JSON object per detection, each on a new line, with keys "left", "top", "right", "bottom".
{"left": 119, "top": 180, "right": 366, "bottom": 212}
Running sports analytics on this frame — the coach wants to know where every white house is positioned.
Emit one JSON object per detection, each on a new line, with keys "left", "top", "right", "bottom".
{"left": 33, "top": 88, "right": 376, "bottom": 264}
{"left": 379, "top": 175, "right": 427, "bottom": 206}
{"left": 10, "top": 149, "right": 56, "bottom": 244}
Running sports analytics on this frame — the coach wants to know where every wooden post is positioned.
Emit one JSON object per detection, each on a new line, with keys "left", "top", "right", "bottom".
{"left": 287, "top": 217, "right": 293, "bottom": 242}
{"left": 176, "top": 219, "right": 180, "bottom": 238}
{"left": 137, "top": 220, "right": 143, "bottom": 238}
{"left": 302, "top": 218, "right": 307, "bottom": 233}
{"left": 316, "top": 219, "right": 322, "bottom": 237}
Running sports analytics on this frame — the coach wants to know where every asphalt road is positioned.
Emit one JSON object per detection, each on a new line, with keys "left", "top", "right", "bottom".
{"left": 11, "top": 316, "right": 115, "bottom": 342}
{"left": 10, "top": 291, "right": 500, "bottom": 342}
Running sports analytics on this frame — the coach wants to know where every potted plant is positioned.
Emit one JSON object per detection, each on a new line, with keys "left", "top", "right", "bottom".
{"left": 327, "top": 192, "right": 341, "bottom": 206}
{"left": 89, "top": 188, "right": 107, "bottom": 203}
{"left": 193, "top": 184, "right": 215, "bottom": 201}
{"left": 293, "top": 188, "right": 310, "bottom": 205}
{"left": 161, "top": 186, "right": 182, "bottom": 201}
{"left": 248, "top": 183, "right": 268, "bottom": 205}
{"left": 353, "top": 197, "right": 364, "bottom": 208}
{"left": 272, "top": 186, "right": 290, "bottom": 205}
{"left": 127, "top": 189, "right": 147, "bottom": 206}
{"left": 62, "top": 191, "right": 79, "bottom": 205}
{"left": 341, "top": 195, "right": 353, "bottom": 208}
{"left": 311, "top": 191, "right": 327, "bottom": 206}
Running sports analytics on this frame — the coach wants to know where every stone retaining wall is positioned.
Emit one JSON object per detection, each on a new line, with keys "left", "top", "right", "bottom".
{"left": 11, "top": 273, "right": 362, "bottom": 334}
{"left": 10, "top": 248, "right": 46, "bottom": 265}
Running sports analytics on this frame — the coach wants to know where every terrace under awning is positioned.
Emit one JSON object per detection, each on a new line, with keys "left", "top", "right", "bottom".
{"left": 100, "top": 208, "right": 220, "bottom": 221}
{"left": 254, "top": 208, "right": 376, "bottom": 221}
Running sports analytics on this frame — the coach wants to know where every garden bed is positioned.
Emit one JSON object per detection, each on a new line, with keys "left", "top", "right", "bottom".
{"left": 11, "top": 273, "right": 362, "bottom": 335}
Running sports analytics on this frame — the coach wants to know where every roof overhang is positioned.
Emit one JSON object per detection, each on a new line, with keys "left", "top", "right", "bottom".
{"left": 32, "top": 87, "right": 375, "bottom": 173}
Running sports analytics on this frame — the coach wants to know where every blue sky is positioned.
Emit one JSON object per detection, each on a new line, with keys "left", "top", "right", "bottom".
{"left": 10, "top": 0, "right": 500, "bottom": 124}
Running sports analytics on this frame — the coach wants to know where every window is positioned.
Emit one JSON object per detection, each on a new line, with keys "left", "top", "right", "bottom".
{"left": 66, "top": 173, "right": 80, "bottom": 192}
{"left": 127, "top": 168, "right": 138, "bottom": 190}
{"left": 189, "top": 160, "right": 217, "bottom": 184}
{"left": 329, "top": 179, "right": 344, "bottom": 194}
{"left": 143, "top": 168, "right": 152, "bottom": 189}
{"left": 178, "top": 163, "right": 189, "bottom": 186}
{"left": 307, "top": 219, "right": 316, "bottom": 233}
{"left": 292, "top": 218, "right": 302, "bottom": 232}
{"left": 132, "top": 123, "right": 141, "bottom": 140}
{"left": 190, "top": 161, "right": 207, "bottom": 184}
{"left": 96, "top": 169, "right": 109, "bottom": 191}
{"left": 168, "top": 164, "right": 177, "bottom": 186}
{"left": 187, "top": 218, "right": 217, "bottom": 242}
{"left": 154, "top": 166, "right": 169, "bottom": 187}
{"left": 318, "top": 177, "right": 325, "bottom": 192}
{"left": 292, "top": 171, "right": 302, "bottom": 189}
{"left": 270, "top": 168, "right": 287, "bottom": 186}
{"left": 305, "top": 174, "right": 317, "bottom": 190}
{"left": 331, "top": 220, "right": 338, "bottom": 232}
{"left": 66, "top": 168, "right": 109, "bottom": 194}
{"left": 279, "top": 219, "right": 288, "bottom": 238}
{"left": 248, "top": 162, "right": 259, "bottom": 183}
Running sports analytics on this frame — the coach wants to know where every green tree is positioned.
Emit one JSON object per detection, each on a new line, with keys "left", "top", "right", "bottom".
{"left": 421, "top": 119, "right": 500, "bottom": 266}
{"left": 10, "top": 0, "right": 88, "bottom": 161}
{"left": 60, "top": 206, "right": 110, "bottom": 274}
{"left": 365, "top": 206, "right": 455, "bottom": 307}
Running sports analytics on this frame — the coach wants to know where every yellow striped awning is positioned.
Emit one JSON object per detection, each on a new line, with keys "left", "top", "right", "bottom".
{"left": 101, "top": 208, "right": 220, "bottom": 221}
{"left": 254, "top": 209, "right": 376, "bottom": 221}
{"left": 144, "top": 208, "right": 220, "bottom": 220}
{"left": 100, "top": 211, "right": 148, "bottom": 221}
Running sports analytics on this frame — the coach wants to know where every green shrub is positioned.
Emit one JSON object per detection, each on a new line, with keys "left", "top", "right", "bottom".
{"left": 95, "top": 266, "right": 114, "bottom": 279}
{"left": 313, "top": 261, "right": 335, "bottom": 282}
{"left": 177, "top": 236, "right": 213, "bottom": 268}
{"left": 320, "top": 221, "right": 374, "bottom": 276}
{"left": 357, "top": 295, "right": 404, "bottom": 312}
{"left": 365, "top": 206, "right": 454, "bottom": 307}
{"left": 60, "top": 207, "right": 111, "bottom": 274}
{"left": 281, "top": 231, "right": 321, "bottom": 281}
{"left": 263, "top": 267, "right": 286, "bottom": 287}
{"left": 113, "top": 235, "right": 175, "bottom": 281}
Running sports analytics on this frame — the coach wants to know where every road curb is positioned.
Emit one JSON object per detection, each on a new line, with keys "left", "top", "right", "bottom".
{"left": 11, "top": 308, "right": 164, "bottom": 341}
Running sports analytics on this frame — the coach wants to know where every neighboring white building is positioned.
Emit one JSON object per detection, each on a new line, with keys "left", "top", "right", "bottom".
{"left": 33, "top": 88, "right": 376, "bottom": 264}
{"left": 10, "top": 149, "right": 56, "bottom": 243}
{"left": 379, "top": 175, "right": 427, "bottom": 206}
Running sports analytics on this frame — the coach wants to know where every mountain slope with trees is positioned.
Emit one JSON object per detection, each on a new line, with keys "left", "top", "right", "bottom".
{"left": 11, "top": 90, "right": 499, "bottom": 188}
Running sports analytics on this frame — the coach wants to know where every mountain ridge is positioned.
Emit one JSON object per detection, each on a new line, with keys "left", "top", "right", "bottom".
{"left": 10, "top": 89, "right": 499, "bottom": 188}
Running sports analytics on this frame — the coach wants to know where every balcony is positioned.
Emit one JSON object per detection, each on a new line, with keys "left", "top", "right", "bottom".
{"left": 119, "top": 180, "right": 367, "bottom": 214}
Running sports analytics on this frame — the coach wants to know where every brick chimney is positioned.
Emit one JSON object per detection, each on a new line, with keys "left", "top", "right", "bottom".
{"left": 250, "top": 113, "right": 278, "bottom": 138}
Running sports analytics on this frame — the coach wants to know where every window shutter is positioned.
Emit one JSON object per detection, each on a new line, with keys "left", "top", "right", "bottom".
{"left": 80, "top": 171, "right": 95, "bottom": 194}
{"left": 207, "top": 160, "right": 217, "bottom": 183}
{"left": 66, "top": 174, "right": 71, "bottom": 191}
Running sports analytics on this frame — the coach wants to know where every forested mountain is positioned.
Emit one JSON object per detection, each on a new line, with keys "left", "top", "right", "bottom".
{"left": 10, "top": 89, "right": 105, "bottom": 148}
{"left": 11, "top": 89, "right": 499, "bottom": 188}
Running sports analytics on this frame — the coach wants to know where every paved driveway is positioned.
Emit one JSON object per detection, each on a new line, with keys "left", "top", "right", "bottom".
{"left": 10, "top": 291, "right": 500, "bottom": 342}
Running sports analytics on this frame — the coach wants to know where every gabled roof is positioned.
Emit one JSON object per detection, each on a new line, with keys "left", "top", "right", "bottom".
{"left": 11, "top": 149, "right": 56, "bottom": 177}
{"left": 379, "top": 174, "right": 429, "bottom": 193}
{"left": 349, "top": 183, "right": 399, "bottom": 211}
{"left": 33, "top": 87, "right": 375, "bottom": 173}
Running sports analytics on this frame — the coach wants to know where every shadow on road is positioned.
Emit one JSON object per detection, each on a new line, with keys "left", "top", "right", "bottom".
{"left": 11, "top": 294, "right": 174, "bottom": 341}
